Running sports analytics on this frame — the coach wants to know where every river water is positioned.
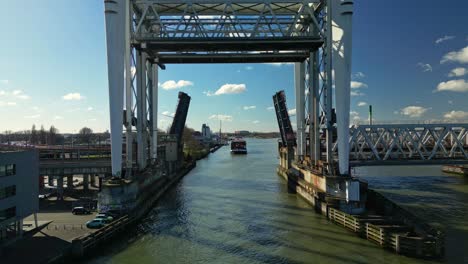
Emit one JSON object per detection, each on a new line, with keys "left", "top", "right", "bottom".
{"left": 87, "top": 139, "right": 467, "bottom": 264}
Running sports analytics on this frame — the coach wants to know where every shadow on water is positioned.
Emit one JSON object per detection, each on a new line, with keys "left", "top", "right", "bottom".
{"left": 356, "top": 166, "right": 468, "bottom": 263}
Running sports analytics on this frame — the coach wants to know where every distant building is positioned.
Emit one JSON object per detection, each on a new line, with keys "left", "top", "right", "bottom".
{"left": 0, "top": 150, "right": 39, "bottom": 242}
{"left": 201, "top": 124, "right": 211, "bottom": 139}
{"left": 235, "top": 130, "right": 250, "bottom": 136}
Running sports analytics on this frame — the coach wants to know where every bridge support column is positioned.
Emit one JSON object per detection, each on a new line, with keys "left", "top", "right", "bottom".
{"left": 48, "top": 176, "right": 54, "bottom": 187}
{"left": 83, "top": 174, "right": 89, "bottom": 191}
{"left": 90, "top": 174, "right": 96, "bottom": 187}
{"left": 332, "top": 0, "right": 354, "bottom": 175}
{"left": 67, "top": 175, "right": 74, "bottom": 190}
{"left": 150, "top": 62, "right": 158, "bottom": 161}
{"left": 136, "top": 50, "right": 148, "bottom": 169}
{"left": 294, "top": 62, "right": 306, "bottom": 160}
{"left": 310, "top": 51, "right": 320, "bottom": 166}
{"left": 324, "top": 1, "right": 334, "bottom": 170}
{"left": 124, "top": 0, "right": 133, "bottom": 177}
{"left": 39, "top": 176, "right": 45, "bottom": 189}
{"left": 57, "top": 176, "right": 64, "bottom": 200}
{"left": 104, "top": 0, "right": 125, "bottom": 177}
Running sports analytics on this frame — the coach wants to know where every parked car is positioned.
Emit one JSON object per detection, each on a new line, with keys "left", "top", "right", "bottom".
{"left": 86, "top": 219, "right": 106, "bottom": 229}
{"left": 95, "top": 213, "right": 114, "bottom": 223}
{"left": 38, "top": 193, "right": 51, "bottom": 199}
{"left": 72, "top": 206, "right": 91, "bottom": 215}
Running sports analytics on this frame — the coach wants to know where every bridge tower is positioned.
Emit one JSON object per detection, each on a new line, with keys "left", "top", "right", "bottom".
{"left": 103, "top": 0, "right": 354, "bottom": 178}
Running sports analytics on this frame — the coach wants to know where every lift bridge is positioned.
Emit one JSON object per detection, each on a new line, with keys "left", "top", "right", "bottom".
{"left": 103, "top": 0, "right": 468, "bottom": 177}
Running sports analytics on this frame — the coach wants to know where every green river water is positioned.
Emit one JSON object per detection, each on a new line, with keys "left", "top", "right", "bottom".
{"left": 86, "top": 138, "right": 467, "bottom": 264}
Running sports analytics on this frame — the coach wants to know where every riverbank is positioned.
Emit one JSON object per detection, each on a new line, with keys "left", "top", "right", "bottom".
{"left": 277, "top": 165, "right": 444, "bottom": 259}
{"left": 1, "top": 158, "right": 206, "bottom": 263}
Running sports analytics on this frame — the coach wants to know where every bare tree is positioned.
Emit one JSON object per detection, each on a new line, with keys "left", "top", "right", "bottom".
{"left": 39, "top": 125, "right": 46, "bottom": 145}
{"left": 48, "top": 126, "right": 58, "bottom": 145}
{"left": 79, "top": 127, "right": 94, "bottom": 144}
{"left": 31, "top": 124, "right": 38, "bottom": 144}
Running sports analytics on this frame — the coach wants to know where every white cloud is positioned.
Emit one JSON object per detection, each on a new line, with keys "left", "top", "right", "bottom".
{"left": 54, "top": 115, "right": 64, "bottom": 120}
{"left": 357, "top": 102, "right": 367, "bottom": 107}
{"left": 160, "top": 80, "right": 194, "bottom": 90}
{"left": 252, "top": 120, "right": 260, "bottom": 124}
{"left": 288, "top": 108, "right": 296, "bottom": 116}
{"left": 444, "top": 110, "right": 468, "bottom": 120}
{"left": 351, "top": 91, "right": 365, "bottom": 97}
{"left": 87, "top": 107, "right": 93, "bottom": 111}
{"left": 448, "top": 67, "right": 468, "bottom": 77}
{"left": 400, "top": 106, "right": 429, "bottom": 118}
{"left": 0, "top": 101, "right": 16, "bottom": 106}
{"left": 441, "top": 46, "right": 468, "bottom": 64}
{"left": 351, "top": 81, "right": 368, "bottom": 89}
{"left": 263, "top": 63, "right": 293, "bottom": 67}
{"left": 417, "top": 62, "right": 432, "bottom": 72}
{"left": 209, "top": 114, "right": 233, "bottom": 122}
{"left": 435, "top": 35, "right": 455, "bottom": 44}
{"left": 10, "top": 90, "right": 30, "bottom": 100}
{"left": 267, "top": 106, "right": 275, "bottom": 111}
{"left": 352, "top": 72, "right": 366, "bottom": 79}
{"left": 243, "top": 105, "right": 256, "bottom": 110}
{"left": 24, "top": 114, "right": 40, "bottom": 119}
{"left": 0, "top": 80, "right": 8, "bottom": 84}
{"left": 0, "top": 90, "right": 5, "bottom": 96}
{"left": 162, "top": 111, "right": 175, "bottom": 117}
{"left": 63, "top": 93, "right": 84, "bottom": 100}
{"left": 87, "top": 118, "right": 97, "bottom": 122}
{"left": 436, "top": 79, "right": 468, "bottom": 92}
{"left": 350, "top": 111, "right": 361, "bottom": 124}
{"left": 213, "top": 84, "right": 246, "bottom": 95}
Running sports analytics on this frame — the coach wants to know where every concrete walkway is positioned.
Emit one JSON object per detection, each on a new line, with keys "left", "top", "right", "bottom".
{"left": 2, "top": 211, "right": 97, "bottom": 264}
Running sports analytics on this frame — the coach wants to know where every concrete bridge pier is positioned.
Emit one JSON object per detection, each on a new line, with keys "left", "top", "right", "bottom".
{"left": 57, "top": 176, "right": 64, "bottom": 200}
{"left": 39, "top": 176, "right": 45, "bottom": 188}
{"left": 90, "top": 174, "right": 96, "bottom": 187}
{"left": 48, "top": 176, "right": 54, "bottom": 187}
{"left": 67, "top": 175, "right": 74, "bottom": 190}
{"left": 83, "top": 174, "right": 89, "bottom": 191}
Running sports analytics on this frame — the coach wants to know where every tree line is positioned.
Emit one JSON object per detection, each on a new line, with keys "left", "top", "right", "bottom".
{"left": 0, "top": 125, "right": 110, "bottom": 145}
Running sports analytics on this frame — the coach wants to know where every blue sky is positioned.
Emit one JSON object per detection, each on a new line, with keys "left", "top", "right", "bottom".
{"left": 0, "top": 0, "right": 467, "bottom": 133}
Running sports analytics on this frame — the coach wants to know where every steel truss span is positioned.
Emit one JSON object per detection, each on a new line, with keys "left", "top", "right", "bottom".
{"left": 103, "top": 0, "right": 353, "bottom": 176}
{"left": 131, "top": 0, "right": 324, "bottom": 63}
{"left": 346, "top": 124, "right": 468, "bottom": 166}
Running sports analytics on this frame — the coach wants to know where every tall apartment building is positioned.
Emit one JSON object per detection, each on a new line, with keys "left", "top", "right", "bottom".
{"left": 0, "top": 150, "right": 39, "bottom": 242}
{"left": 201, "top": 124, "right": 211, "bottom": 139}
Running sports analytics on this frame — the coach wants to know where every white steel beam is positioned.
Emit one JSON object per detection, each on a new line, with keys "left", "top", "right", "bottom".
{"left": 332, "top": 0, "right": 353, "bottom": 175}
{"left": 125, "top": 0, "right": 133, "bottom": 176}
{"left": 104, "top": 0, "right": 125, "bottom": 177}
{"left": 136, "top": 51, "right": 148, "bottom": 169}
{"left": 294, "top": 62, "right": 306, "bottom": 159}
{"left": 311, "top": 51, "right": 320, "bottom": 165}
{"left": 151, "top": 64, "right": 159, "bottom": 160}
{"left": 324, "top": 0, "right": 334, "bottom": 168}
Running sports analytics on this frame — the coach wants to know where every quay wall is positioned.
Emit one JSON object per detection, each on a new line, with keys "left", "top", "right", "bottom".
{"left": 277, "top": 165, "right": 444, "bottom": 259}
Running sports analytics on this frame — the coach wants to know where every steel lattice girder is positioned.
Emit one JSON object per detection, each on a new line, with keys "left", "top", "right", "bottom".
{"left": 342, "top": 124, "right": 468, "bottom": 166}
{"left": 130, "top": 0, "right": 324, "bottom": 63}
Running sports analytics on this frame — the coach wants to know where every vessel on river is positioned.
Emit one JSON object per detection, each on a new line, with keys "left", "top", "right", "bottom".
{"left": 230, "top": 138, "right": 247, "bottom": 154}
